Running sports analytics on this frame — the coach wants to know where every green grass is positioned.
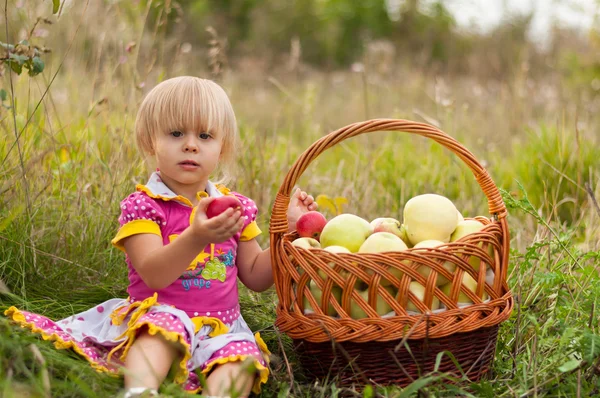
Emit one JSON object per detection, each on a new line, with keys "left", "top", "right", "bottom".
{"left": 2, "top": 2, "right": 600, "bottom": 397}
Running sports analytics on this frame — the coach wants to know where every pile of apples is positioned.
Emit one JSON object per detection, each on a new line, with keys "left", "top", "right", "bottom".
{"left": 291, "top": 193, "right": 494, "bottom": 318}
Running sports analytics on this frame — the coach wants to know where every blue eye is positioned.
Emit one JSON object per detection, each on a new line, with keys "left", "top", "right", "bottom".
{"left": 171, "top": 131, "right": 183, "bottom": 137}
{"left": 199, "top": 132, "right": 211, "bottom": 140}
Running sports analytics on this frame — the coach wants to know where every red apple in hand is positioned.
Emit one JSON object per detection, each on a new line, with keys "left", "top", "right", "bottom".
{"left": 206, "top": 196, "right": 243, "bottom": 218}
{"left": 296, "top": 211, "right": 328, "bottom": 241}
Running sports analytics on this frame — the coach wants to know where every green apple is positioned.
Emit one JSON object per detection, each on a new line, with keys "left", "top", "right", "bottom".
{"left": 291, "top": 237, "right": 321, "bottom": 249}
{"left": 450, "top": 219, "right": 491, "bottom": 272}
{"left": 303, "top": 280, "right": 342, "bottom": 316}
{"left": 318, "top": 245, "right": 352, "bottom": 279}
{"left": 320, "top": 213, "right": 373, "bottom": 253}
{"left": 350, "top": 284, "right": 397, "bottom": 319}
{"left": 406, "top": 281, "right": 441, "bottom": 313}
{"left": 440, "top": 273, "right": 489, "bottom": 304}
{"left": 450, "top": 219, "right": 485, "bottom": 242}
{"left": 359, "top": 232, "right": 408, "bottom": 283}
{"left": 412, "top": 240, "right": 455, "bottom": 286}
{"left": 403, "top": 194, "right": 459, "bottom": 246}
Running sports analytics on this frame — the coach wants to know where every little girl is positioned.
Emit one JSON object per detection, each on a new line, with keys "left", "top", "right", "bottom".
{"left": 5, "top": 76, "right": 317, "bottom": 397}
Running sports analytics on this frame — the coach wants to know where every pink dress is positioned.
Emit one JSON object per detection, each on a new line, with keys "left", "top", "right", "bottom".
{"left": 4, "top": 172, "right": 271, "bottom": 394}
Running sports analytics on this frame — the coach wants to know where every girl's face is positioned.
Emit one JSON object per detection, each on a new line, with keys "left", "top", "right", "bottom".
{"left": 153, "top": 127, "right": 223, "bottom": 194}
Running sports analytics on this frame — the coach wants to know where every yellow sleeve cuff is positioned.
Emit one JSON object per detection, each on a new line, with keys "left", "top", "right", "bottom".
{"left": 240, "top": 221, "right": 261, "bottom": 241}
{"left": 111, "top": 219, "right": 162, "bottom": 251}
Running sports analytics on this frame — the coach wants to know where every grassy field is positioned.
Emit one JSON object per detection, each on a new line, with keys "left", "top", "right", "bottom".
{"left": 2, "top": 2, "right": 600, "bottom": 397}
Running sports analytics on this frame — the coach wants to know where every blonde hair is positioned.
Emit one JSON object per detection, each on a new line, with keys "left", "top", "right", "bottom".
{"left": 135, "top": 76, "right": 238, "bottom": 183}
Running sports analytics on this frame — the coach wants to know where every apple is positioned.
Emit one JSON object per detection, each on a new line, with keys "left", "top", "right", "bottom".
{"left": 291, "top": 237, "right": 321, "bottom": 249}
{"left": 370, "top": 217, "right": 410, "bottom": 246}
{"left": 359, "top": 232, "right": 408, "bottom": 283}
{"left": 206, "top": 196, "right": 243, "bottom": 219}
{"left": 450, "top": 219, "right": 485, "bottom": 242}
{"left": 320, "top": 213, "right": 373, "bottom": 253}
{"left": 359, "top": 232, "right": 408, "bottom": 253}
{"left": 296, "top": 211, "right": 328, "bottom": 241}
{"left": 303, "top": 280, "right": 342, "bottom": 316}
{"left": 450, "top": 219, "right": 491, "bottom": 272}
{"left": 405, "top": 281, "right": 441, "bottom": 313}
{"left": 349, "top": 285, "right": 397, "bottom": 319}
{"left": 413, "top": 239, "right": 444, "bottom": 249}
{"left": 403, "top": 194, "right": 459, "bottom": 246}
{"left": 440, "top": 273, "right": 489, "bottom": 304}
{"left": 318, "top": 245, "right": 352, "bottom": 279}
{"left": 412, "top": 240, "right": 455, "bottom": 286}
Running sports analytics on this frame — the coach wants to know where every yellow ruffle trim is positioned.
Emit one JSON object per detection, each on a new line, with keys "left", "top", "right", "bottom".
{"left": 136, "top": 184, "right": 195, "bottom": 207}
{"left": 4, "top": 306, "right": 115, "bottom": 375}
{"left": 113, "top": 321, "right": 192, "bottom": 385}
{"left": 199, "top": 331, "right": 271, "bottom": 394}
{"left": 201, "top": 354, "right": 270, "bottom": 395}
{"left": 137, "top": 183, "right": 230, "bottom": 208}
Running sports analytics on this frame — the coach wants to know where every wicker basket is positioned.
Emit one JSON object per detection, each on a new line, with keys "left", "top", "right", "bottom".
{"left": 269, "top": 119, "right": 513, "bottom": 387}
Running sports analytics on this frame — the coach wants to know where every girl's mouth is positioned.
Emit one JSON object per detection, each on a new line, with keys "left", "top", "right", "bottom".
{"left": 179, "top": 160, "right": 199, "bottom": 170}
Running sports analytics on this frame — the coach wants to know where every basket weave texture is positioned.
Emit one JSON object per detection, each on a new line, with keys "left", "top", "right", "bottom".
{"left": 269, "top": 119, "right": 513, "bottom": 384}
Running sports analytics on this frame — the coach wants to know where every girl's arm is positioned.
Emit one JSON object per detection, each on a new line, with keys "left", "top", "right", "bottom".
{"left": 237, "top": 188, "right": 316, "bottom": 292}
{"left": 124, "top": 198, "right": 244, "bottom": 290}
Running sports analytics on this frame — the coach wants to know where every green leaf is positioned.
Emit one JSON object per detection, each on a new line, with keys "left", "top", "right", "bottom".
{"left": 558, "top": 358, "right": 581, "bottom": 373}
{"left": 29, "top": 56, "right": 45, "bottom": 76}
{"left": 398, "top": 376, "right": 437, "bottom": 397}
{"left": 8, "top": 60, "right": 22, "bottom": 74}
{"left": 362, "top": 384, "right": 374, "bottom": 398}
{"left": 0, "top": 89, "right": 6, "bottom": 102}
{"left": 53, "top": 0, "right": 61, "bottom": 14}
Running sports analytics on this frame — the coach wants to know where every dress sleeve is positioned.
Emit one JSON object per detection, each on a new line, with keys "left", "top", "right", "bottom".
{"left": 231, "top": 192, "right": 262, "bottom": 242}
{"left": 111, "top": 192, "right": 165, "bottom": 251}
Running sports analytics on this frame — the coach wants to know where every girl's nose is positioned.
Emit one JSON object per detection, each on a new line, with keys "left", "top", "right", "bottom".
{"left": 184, "top": 141, "right": 198, "bottom": 153}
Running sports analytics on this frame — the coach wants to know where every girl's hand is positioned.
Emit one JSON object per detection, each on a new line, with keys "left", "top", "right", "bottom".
{"left": 191, "top": 197, "right": 245, "bottom": 243}
{"left": 287, "top": 187, "right": 318, "bottom": 233}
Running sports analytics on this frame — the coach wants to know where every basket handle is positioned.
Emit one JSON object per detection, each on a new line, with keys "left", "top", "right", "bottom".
{"left": 269, "top": 119, "right": 510, "bottom": 280}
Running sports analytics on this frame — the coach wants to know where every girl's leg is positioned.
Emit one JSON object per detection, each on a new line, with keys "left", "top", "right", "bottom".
{"left": 124, "top": 330, "right": 180, "bottom": 390}
{"left": 205, "top": 361, "right": 255, "bottom": 397}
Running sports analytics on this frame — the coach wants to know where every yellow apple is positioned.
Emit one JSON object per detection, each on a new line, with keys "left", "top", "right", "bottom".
{"left": 403, "top": 194, "right": 459, "bottom": 246}
{"left": 413, "top": 240, "right": 444, "bottom": 249}
{"left": 359, "top": 232, "right": 408, "bottom": 283}
{"left": 450, "top": 219, "right": 485, "bottom": 242}
{"left": 440, "top": 273, "right": 489, "bottom": 304}
{"left": 405, "top": 281, "right": 441, "bottom": 313}
{"left": 291, "top": 237, "right": 321, "bottom": 249}
{"left": 450, "top": 219, "right": 491, "bottom": 272}
{"left": 359, "top": 232, "right": 408, "bottom": 253}
{"left": 412, "top": 240, "right": 455, "bottom": 286}
{"left": 320, "top": 213, "right": 373, "bottom": 252}
{"left": 303, "top": 280, "right": 342, "bottom": 316}
{"left": 318, "top": 245, "right": 352, "bottom": 279}
{"left": 350, "top": 284, "right": 397, "bottom": 319}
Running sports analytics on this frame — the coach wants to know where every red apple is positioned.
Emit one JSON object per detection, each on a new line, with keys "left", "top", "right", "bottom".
{"left": 206, "top": 196, "right": 243, "bottom": 218}
{"left": 296, "top": 211, "right": 328, "bottom": 241}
